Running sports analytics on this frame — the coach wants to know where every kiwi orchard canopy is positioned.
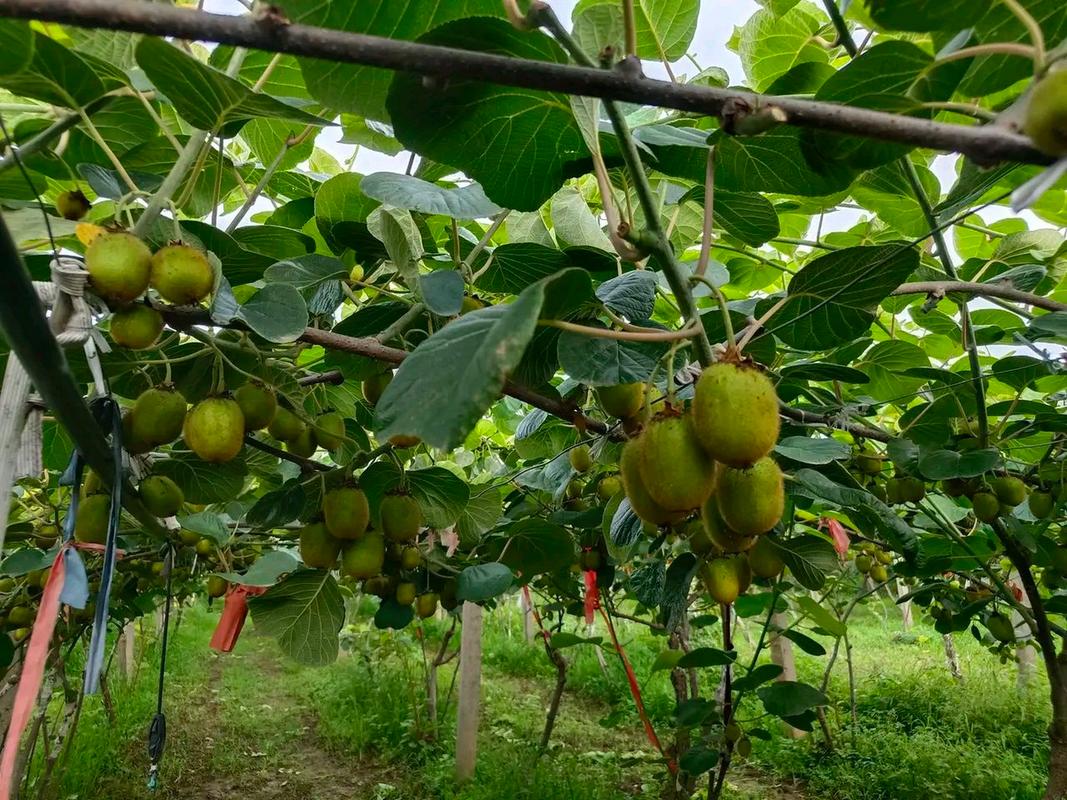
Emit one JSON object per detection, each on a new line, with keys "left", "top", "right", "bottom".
{"left": 0, "top": 0, "right": 1062, "bottom": 799}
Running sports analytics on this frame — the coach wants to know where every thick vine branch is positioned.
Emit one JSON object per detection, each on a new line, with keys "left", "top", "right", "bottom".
{"left": 891, "top": 281, "right": 1066, "bottom": 313}
{"left": 0, "top": 0, "right": 1051, "bottom": 166}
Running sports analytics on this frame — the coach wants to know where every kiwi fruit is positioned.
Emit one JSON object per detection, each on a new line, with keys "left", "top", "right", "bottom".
{"left": 597, "top": 475, "right": 622, "bottom": 502}
{"left": 206, "top": 575, "right": 229, "bottom": 598}
{"left": 897, "top": 476, "right": 925, "bottom": 504}
{"left": 692, "top": 362, "right": 779, "bottom": 468}
{"left": 855, "top": 554, "right": 872, "bottom": 574}
{"left": 268, "top": 406, "right": 305, "bottom": 442}
{"left": 747, "top": 536, "right": 785, "bottom": 579}
{"left": 362, "top": 372, "right": 393, "bottom": 406}
{"left": 639, "top": 411, "right": 717, "bottom": 512}
{"left": 1024, "top": 69, "right": 1067, "bottom": 156}
{"left": 595, "top": 383, "right": 646, "bottom": 420}
{"left": 702, "top": 496, "right": 755, "bottom": 553}
{"left": 380, "top": 492, "right": 422, "bottom": 542}
{"left": 990, "top": 476, "right": 1027, "bottom": 507}
{"left": 569, "top": 444, "right": 593, "bottom": 473}
{"left": 853, "top": 446, "right": 883, "bottom": 475}
{"left": 716, "top": 457, "right": 785, "bottom": 536}
{"left": 56, "top": 189, "right": 90, "bottom": 221}
{"left": 150, "top": 244, "right": 214, "bottom": 305}
{"left": 131, "top": 385, "right": 187, "bottom": 446}
{"left": 313, "top": 412, "right": 345, "bottom": 451}
{"left": 986, "top": 611, "right": 1015, "bottom": 644}
{"left": 341, "top": 532, "right": 385, "bottom": 579}
{"left": 323, "top": 487, "right": 370, "bottom": 540}
{"left": 399, "top": 546, "right": 422, "bottom": 570}
{"left": 234, "top": 382, "right": 277, "bottom": 431}
{"left": 195, "top": 538, "right": 215, "bottom": 557}
{"left": 300, "top": 522, "right": 341, "bottom": 569}
{"left": 109, "top": 305, "right": 164, "bottom": 349}
{"left": 1030, "top": 491, "right": 1054, "bottom": 519}
{"left": 579, "top": 550, "right": 601, "bottom": 570}
{"left": 869, "top": 563, "right": 889, "bottom": 582}
{"left": 348, "top": 264, "right": 364, "bottom": 283}
{"left": 123, "top": 412, "right": 155, "bottom": 455}
{"left": 75, "top": 494, "right": 110, "bottom": 544}
{"left": 139, "top": 475, "right": 184, "bottom": 517}
{"left": 388, "top": 435, "right": 421, "bottom": 448}
{"left": 972, "top": 491, "right": 999, "bottom": 523}
{"left": 183, "top": 397, "right": 245, "bottom": 463}
{"left": 286, "top": 427, "right": 317, "bottom": 459}
{"left": 415, "top": 592, "right": 439, "bottom": 619}
{"left": 395, "top": 582, "right": 417, "bottom": 606}
{"left": 85, "top": 231, "right": 152, "bottom": 304}
{"left": 700, "top": 556, "right": 752, "bottom": 605}
{"left": 460, "top": 296, "right": 485, "bottom": 314}
{"left": 619, "top": 437, "right": 685, "bottom": 526}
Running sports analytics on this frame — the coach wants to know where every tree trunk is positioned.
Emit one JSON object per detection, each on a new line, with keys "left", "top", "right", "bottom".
{"left": 896, "top": 580, "right": 912, "bottom": 631}
{"left": 539, "top": 647, "right": 566, "bottom": 752}
{"left": 769, "top": 612, "right": 804, "bottom": 739}
{"left": 455, "top": 602, "right": 483, "bottom": 783}
{"left": 942, "top": 634, "right": 963, "bottom": 682}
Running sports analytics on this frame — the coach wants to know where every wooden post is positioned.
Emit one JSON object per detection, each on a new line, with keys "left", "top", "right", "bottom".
{"left": 896, "top": 580, "right": 912, "bottom": 631}
{"left": 520, "top": 592, "right": 534, "bottom": 644}
{"left": 769, "top": 612, "right": 804, "bottom": 739}
{"left": 455, "top": 602, "right": 483, "bottom": 783}
{"left": 116, "top": 622, "right": 135, "bottom": 678}
{"left": 942, "top": 633, "right": 963, "bottom": 682}
{"left": 1012, "top": 570, "right": 1035, "bottom": 690}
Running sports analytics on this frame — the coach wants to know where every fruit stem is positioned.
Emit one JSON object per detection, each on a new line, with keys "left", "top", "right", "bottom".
{"left": 77, "top": 107, "right": 140, "bottom": 194}
{"left": 539, "top": 318, "right": 702, "bottom": 342}
{"left": 459, "top": 211, "right": 509, "bottom": 276}
{"left": 689, "top": 273, "right": 735, "bottom": 356}
{"left": 1000, "top": 0, "right": 1046, "bottom": 72}
{"left": 694, "top": 146, "right": 716, "bottom": 279}
{"left": 664, "top": 342, "right": 678, "bottom": 404}
{"left": 936, "top": 42, "right": 1037, "bottom": 65}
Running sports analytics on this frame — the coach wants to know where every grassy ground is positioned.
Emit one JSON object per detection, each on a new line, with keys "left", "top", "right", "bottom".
{"left": 31, "top": 595, "right": 1049, "bottom": 800}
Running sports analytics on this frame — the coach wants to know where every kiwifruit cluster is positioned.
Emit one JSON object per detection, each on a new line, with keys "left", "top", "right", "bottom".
{"left": 852, "top": 542, "right": 892, "bottom": 583}
{"left": 942, "top": 473, "right": 1049, "bottom": 524}
{"left": 604, "top": 359, "right": 785, "bottom": 606}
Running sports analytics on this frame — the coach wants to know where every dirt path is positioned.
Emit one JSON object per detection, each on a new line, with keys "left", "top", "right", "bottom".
{"left": 97, "top": 636, "right": 409, "bottom": 800}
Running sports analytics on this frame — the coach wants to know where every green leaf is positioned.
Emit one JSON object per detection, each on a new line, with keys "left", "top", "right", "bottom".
{"left": 361, "top": 173, "right": 503, "bottom": 218}
{"left": 155, "top": 455, "right": 247, "bottom": 505}
{"left": 1, "top": 547, "right": 56, "bottom": 577}
{"left": 795, "top": 595, "right": 846, "bottom": 637}
{"left": 711, "top": 129, "right": 856, "bottom": 196}
{"left": 774, "top": 436, "right": 850, "bottom": 465}
{"left": 650, "top": 649, "right": 685, "bottom": 673}
{"left": 992, "top": 355, "right": 1053, "bottom": 391}
{"left": 757, "top": 681, "right": 827, "bottom": 718}
{"left": 865, "top": 0, "right": 985, "bottom": 31}
{"left": 782, "top": 629, "right": 827, "bottom": 656}
{"left": 278, "top": 0, "right": 503, "bottom": 120}
{"left": 135, "top": 38, "right": 328, "bottom": 137}
{"left": 457, "top": 488, "right": 503, "bottom": 549}
{"left": 738, "top": 5, "right": 829, "bottom": 91}
{"left": 375, "top": 598, "right": 415, "bottom": 630}
{"left": 478, "top": 244, "right": 571, "bottom": 294}
{"left": 681, "top": 188, "right": 780, "bottom": 247}
{"left": 0, "top": 20, "right": 33, "bottom": 75}
{"left": 551, "top": 186, "right": 613, "bottom": 251}
{"left": 237, "top": 283, "right": 309, "bottom": 343}
{"left": 918, "top": 448, "right": 1001, "bottom": 480}
{"left": 557, "top": 327, "right": 668, "bottom": 386}
{"left": 248, "top": 569, "right": 345, "bottom": 666}
{"left": 246, "top": 480, "right": 307, "bottom": 528}
{"left": 340, "top": 115, "right": 403, "bottom": 155}
{"left": 775, "top": 535, "right": 837, "bottom": 591}
{"left": 573, "top": 0, "right": 700, "bottom": 62}
{"left": 359, "top": 462, "right": 470, "bottom": 529}
{"left": 216, "top": 550, "right": 299, "bottom": 587}
{"left": 242, "top": 118, "right": 316, "bottom": 171}
{"left": 498, "top": 519, "right": 574, "bottom": 578}
{"left": 387, "top": 18, "right": 589, "bottom": 211}
{"left": 596, "top": 272, "right": 659, "bottom": 321}
{"left": 314, "top": 173, "right": 382, "bottom": 255}
{"left": 264, "top": 254, "right": 347, "bottom": 291}
{"left": 732, "top": 663, "right": 784, "bottom": 693}
{"left": 177, "top": 511, "right": 230, "bottom": 545}
{"left": 763, "top": 244, "right": 919, "bottom": 350}
{"left": 550, "top": 632, "right": 603, "bottom": 649}
{"left": 676, "top": 647, "right": 736, "bottom": 668}
{"left": 0, "top": 30, "right": 124, "bottom": 107}
{"left": 420, "top": 270, "right": 465, "bottom": 316}
{"left": 367, "top": 206, "right": 422, "bottom": 287}
{"left": 628, "top": 561, "right": 666, "bottom": 608}
{"left": 374, "top": 271, "right": 581, "bottom": 449}
{"left": 456, "top": 562, "right": 514, "bottom": 602}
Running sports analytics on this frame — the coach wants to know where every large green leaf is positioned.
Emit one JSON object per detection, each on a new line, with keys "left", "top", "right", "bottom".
{"left": 497, "top": 519, "right": 575, "bottom": 577}
{"left": 457, "top": 488, "right": 503, "bottom": 548}
{"left": 314, "top": 173, "right": 382, "bottom": 255}
{"left": 277, "top": 0, "right": 502, "bottom": 120}
{"left": 237, "top": 284, "right": 309, "bottom": 344}
{"left": 573, "top": 0, "right": 700, "bottom": 62}
{"left": 762, "top": 244, "right": 919, "bottom": 350}
{"left": 708, "top": 130, "right": 856, "bottom": 196}
{"left": 737, "top": 5, "right": 828, "bottom": 91}
{"left": 361, "top": 173, "right": 503, "bottom": 219}
{"left": 681, "top": 187, "right": 781, "bottom": 247}
{"left": 557, "top": 326, "right": 668, "bottom": 385}
{"left": 757, "top": 681, "right": 827, "bottom": 718}
{"left": 0, "top": 29, "right": 125, "bottom": 107}
{"left": 774, "top": 535, "right": 837, "bottom": 591}
{"left": 248, "top": 569, "right": 345, "bottom": 666}
{"left": 154, "top": 454, "right": 248, "bottom": 505}
{"left": 374, "top": 271, "right": 582, "bottom": 449}
{"left": 456, "top": 562, "right": 514, "bottom": 602}
{"left": 359, "top": 462, "right": 470, "bottom": 528}
{"left": 0, "top": 20, "right": 33, "bottom": 76}
{"left": 387, "top": 18, "right": 589, "bottom": 211}
{"left": 135, "top": 38, "right": 328, "bottom": 137}
{"left": 478, "top": 243, "right": 571, "bottom": 294}
{"left": 865, "top": 0, "right": 986, "bottom": 31}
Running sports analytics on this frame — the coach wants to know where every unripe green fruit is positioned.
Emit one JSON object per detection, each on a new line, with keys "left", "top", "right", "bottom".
{"left": 700, "top": 556, "right": 751, "bottom": 605}
{"left": 341, "top": 532, "right": 385, "bottom": 579}
{"left": 82, "top": 469, "right": 104, "bottom": 497}
{"left": 56, "top": 189, "right": 90, "bottom": 221}
{"left": 870, "top": 563, "right": 889, "bottom": 583}
{"left": 639, "top": 412, "right": 717, "bottom": 512}
{"left": 855, "top": 555, "right": 872, "bottom": 574}
{"left": 460, "top": 296, "right": 485, "bottom": 315}
{"left": 595, "top": 383, "right": 646, "bottom": 420}
{"left": 313, "top": 412, "right": 345, "bottom": 451}
{"left": 620, "top": 437, "right": 685, "bottom": 526}
{"left": 206, "top": 575, "right": 228, "bottom": 598}
{"left": 747, "top": 536, "right": 784, "bottom": 579}
{"left": 132, "top": 386, "right": 187, "bottom": 446}
{"left": 579, "top": 550, "right": 601, "bottom": 570}
{"left": 110, "top": 305, "right": 163, "bottom": 349}
{"left": 1030, "top": 491, "right": 1054, "bottom": 519}
{"left": 286, "top": 427, "right": 317, "bottom": 459}
{"left": 941, "top": 478, "right": 971, "bottom": 498}
{"left": 195, "top": 538, "right": 215, "bottom": 557}
{"left": 885, "top": 478, "right": 903, "bottom": 505}
{"left": 388, "top": 435, "right": 421, "bottom": 449}
{"left": 569, "top": 444, "right": 593, "bottom": 473}
{"left": 267, "top": 406, "right": 305, "bottom": 442}
{"left": 1025, "top": 70, "right": 1067, "bottom": 156}
{"left": 75, "top": 494, "right": 110, "bottom": 544}
{"left": 693, "top": 362, "right": 779, "bottom": 467}
{"left": 8, "top": 606, "right": 34, "bottom": 627}
{"left": 972, "top": 492, "right": 1000, "bottom": 523}
{"left": 565, "top": 479, "right": 584, "bottom": 500}
{"left": 868, "top": 482, "right": 887, "bottom": 503}
{"left": 300, "top": 522, "right": 341, "bottom": 569}
{"left": 140, "top": 475, "right": 184, "bottom": 517}
{"left": 716, "top": 457, "right": 785, "bottom": 536}
{"left": 381, "top": 493, "right": 422, "bottom": 543}
{"left": 234, "top": 382, "right": 277, "bottom": 431}
{"left": 150, "top": 244, "right": 214, "bottom": 305}
{"left": 348, "top": 264, "right": 365, "bottom": 284}
{"left": 898, "top": 476, "right": 925, "bottom": 504}
{"left": 724, "top": 722, "right": 743, "bottom": 743}
{"left": 736, "top": 737, "right": 752, "bottom": 758}
{"left": 416, "top": 592, "right": 439, "bottom": 619}
{"left": 853, "top": 447, "right": 883, "bottom": 475}
{"left": 875, "top": 549, "right": 892, "bottom": 565}
{"left": 395, "top": 582, "right": 417, "bottom": 606}
{"left": 702, "top": 496, "right": 755, "bottom": 553}
{"left": 399, "top": 546, "right": 422, "bottom": 570}
{"left": 179, "top": 528, "right": 201, "bottom": 546}
{"left": 363, "top": 576, "right": 394, "bottom": 599}
{"left": 85, "top": 232, "right": 152, "bottom": 304}
{"left": 183, "top": 397, "right": 244, "bottom": 463}
{"left": 990, "top": 476, "right": 1027, "bottom": 507}
{"left": 597, "top": 475, "right": 622, "bottom": 502}
{"left": 986, "top": 611, "right": 1015, "bottom": 644}
{"left": 323, "top": 487, "right": 370, "bottom": 540}
{"left": 362, "top": 372, "right": 392, "bottom": 406}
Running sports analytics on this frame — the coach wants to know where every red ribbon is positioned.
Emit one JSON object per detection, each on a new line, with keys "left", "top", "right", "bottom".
{"left": 583, "top": 568, "right": 599, "bottom": 625}
{"left": 819, "top": 517, "right": 852, "bottom": 557}
{"left": 210, "top": 585, "right": 266, "bottom": 653}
